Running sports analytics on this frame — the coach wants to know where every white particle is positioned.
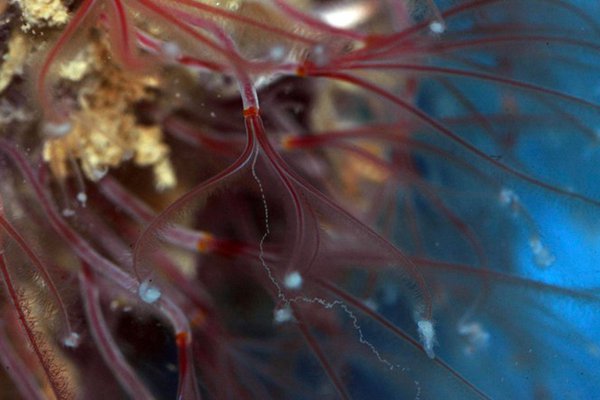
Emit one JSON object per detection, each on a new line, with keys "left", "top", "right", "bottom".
{"left": 76, "top": 192, "right": 87, "bottom": 206}
{"left": 139, "top": 280, "right": 161, "bottom": 303}
{"left": 529, "top": 236, "right": 556, "bottom": 267}
{"left": 499, "top": 188, "right": 519, "bottom": 206}
{"left": 311, "top": 44, "right": 329, "bottom": 67}
{"left": 44, "top": 121, "right": 72, "bottom": 137}
{"left": 63, "top": 332, "right": 81, "bottom": 348}
{"left": 417, "top": 319, "right": 436, "bottom": 359}
{"left": 161, "top": 41, "right": 181, "bottom": 62}
{"left": 364, "top": 298, "right": 378, "bottom": 311}
{"left": 429, "top": 21, "right": 446, "bottom": 34}
{"left": 283, "top": 271, "right": 303, "bottom": 290}
{"left": 458, "top": 321, "right": 490, "bottom": 354}
{"left": 269, "top": 45, "right": 285, "bottom": 61}
{"left": 90, "top": 166, "right": 108, "bottom": 180}
{"left": 274, "top": 306, "right": 293, "bottom": 324}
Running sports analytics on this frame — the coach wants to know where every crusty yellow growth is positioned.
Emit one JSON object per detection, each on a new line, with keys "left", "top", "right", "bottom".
{"left": 43, "top": 39, "right": 177, "bottom": 191}
{"left": 58, "top": 45, "right": 92, "bottom": 81}
{"left": 0, "top": 31, "right": 30, "bottom": 92}
{"left": 15, "top": 0, "right": 69, "bottom": 29}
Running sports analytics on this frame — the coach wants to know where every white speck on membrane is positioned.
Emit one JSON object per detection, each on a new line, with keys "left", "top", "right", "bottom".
{"left": 499, "top": 188, "right": 519, "bottom": 206}
{"left": 63, "top": 332, "right": 81, "bottom": 348}
{"left": 364, "top": 298, "right": 378, "bottom": 311}
{"left": 44, "top": 121, "right": 72, "bottom": 137}
{"left": 161, "top": 41, "right": 181, "bottom": 62}
{"left": 269, "top": 45, "right": 285, "bottom": 61}
{"left": 417, "top": 320, "right": 436, "bottom": 359}
{"left": 311, "top": 44, "right": 329, "bottom": 67}
{"left": 90, "top": 166, "right": 108, "bottom": 180}
{"left": 429, "top": 21, "right": 446, "bottom": 34}
{"left": 77, "top": 192, "right": 87, "bottom": 206}
{"left": 283, "top": 271, "right": 303, "bottom": 290}
{"left": 458, "top": 321, "right": 490, "bottom": 354}
{"left": 529, "top": 236, "right": 556, "bottom": 268}
{"left": 274, "top": 306, "right": 293, "bottom": 324}
{"left": 139, "top": 280, "right": 161, "bottom": 303}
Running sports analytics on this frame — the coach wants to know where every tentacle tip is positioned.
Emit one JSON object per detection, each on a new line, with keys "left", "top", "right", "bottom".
{"left": 43, "top": 120, "right": 72, "bottom": 137}
{"left": 139, "top": 280, "right": 161, "bottom": 303}
{"left": 273, "top": 305, "right": 293, "bottom": 324}
{"left": 283, "top": 271, "right": 303, "bottom": 290}
{"left": 161, "top": 41, "right": 182, "bottom": 63}
{"left": 63, "top": 332, "right": 81, "bottom": 348}
{"left": 417, "top": 319, "right": 436, "bottom": 359}
{"left": 76, "top": 192, "right": 87, "bottom": 206}
{"left": 62, "top": 208, "right": 76, "bottom": 218}
{"left": 429, "top": 21, "right": 446, "bottom": 34}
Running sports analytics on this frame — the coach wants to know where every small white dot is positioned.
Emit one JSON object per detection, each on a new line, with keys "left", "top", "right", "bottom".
{"left": 63, "top": 332, "right": 80, "bottom": 348}
{"left": 529, "top": 236, "right": 556, "bottom": 268}
{"left": 283, "top": 271, "right": 303, "bottom": 290}
{"left": 364, "top": 299, "right": 377, "bottom": 311}
{"left": 161, "top": 41, "right": 181, "bottom": 61}
{"left": 311, "top": 44, "right": 329, "bottom": 66}
{"left": 139, "top": 280, "right": 161, "bottom": 303}
{"left": 90, "top": 166, "right": 108, "bottom": 180}
{"left": 417, "top": 319, "right": 436, "bottom": 359}
{"left": 77, "top": 192, "right": 87, "bottom": 205}
{"left": 44, "top": 121, "right": 72, "bottom": 137}
{"left": 499, "top": 188, "right": 518, "bottom": 206}
{"left": 429, "top": 21, "right": 446, "bottom": 34}
{"left": 274, "top": 307, "right": 293, "bottom": 324}
{"left": 270, "top": 45, "right": 285, "bottom": 61}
